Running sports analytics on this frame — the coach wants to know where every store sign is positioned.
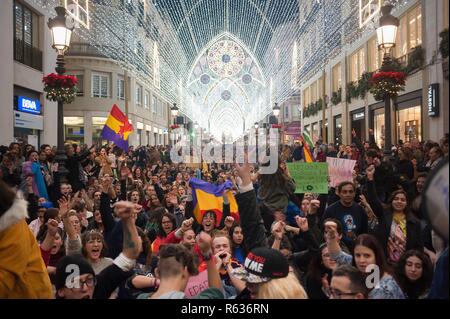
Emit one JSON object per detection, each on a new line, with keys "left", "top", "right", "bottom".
{"left": 352, "top": 112, "right": 365, "bottom": 121}
{"left": 14, "top": 111, "right": 43, "bottom": 130}
{"left": 18, "top": 96, "right": 41, "bottom": 114}
{"left": 428, "top": 84, "right": 439, "bottom": 117}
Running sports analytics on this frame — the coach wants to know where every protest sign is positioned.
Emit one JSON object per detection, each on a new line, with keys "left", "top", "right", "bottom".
{"left": 326, "top": 157, "right": 356, "bottom": 188}
{"left": 287, "top": 162, "right": 329, "bottom": 194}
{"left": 184, "top": 270, "right": 209, "bottom": 298}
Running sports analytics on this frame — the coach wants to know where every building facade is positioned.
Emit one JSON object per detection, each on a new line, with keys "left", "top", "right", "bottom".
{"left": 64, "top": 40, "right": 170, "bottom": 148}
{"left": 0, "top": 0, "right": 171, "bottom": 149}
{"left": 0, "top": 0, "right": 59, "bottom": 149}
{"left": 300, "top": 0, "right": 449, "bottom": 146}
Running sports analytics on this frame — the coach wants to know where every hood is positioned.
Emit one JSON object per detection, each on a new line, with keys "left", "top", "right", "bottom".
{"left": 0, "top": 192, "right": 29, "bottom": 233}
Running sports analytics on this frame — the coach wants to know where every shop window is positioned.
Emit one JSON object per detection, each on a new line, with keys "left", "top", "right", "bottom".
{"left": 397, "top": 106, "right": 421, "bottom": 143}
{"left": 373, "top": 109, "right": 385, "bottom": 148}
{"left": 64, "top": 116, "right": 84, "bottom": 144}
{"left": 92, "top": 117, "right": 107, "bottom": 146}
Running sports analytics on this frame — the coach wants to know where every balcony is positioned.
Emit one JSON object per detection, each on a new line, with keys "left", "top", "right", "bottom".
{"left": 14, "top": 38, "right": 42, "bottom": 71}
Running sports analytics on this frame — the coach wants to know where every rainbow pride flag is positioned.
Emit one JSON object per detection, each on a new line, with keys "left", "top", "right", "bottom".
{"left": 101, "top": 105, "right": 133, "bottom": 151}
{"left": 189, "top": 178, "right": 239, "bottom": 226}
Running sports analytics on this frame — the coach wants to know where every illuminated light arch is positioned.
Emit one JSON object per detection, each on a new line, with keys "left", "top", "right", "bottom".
{"left": 175, "top": 0, "right": 275, "bottom": 36}
{"left": 203, "top": 77, "right": 250, "bottom": 105}
{"left": 187, "top": 32, "right": 266, "bottom": 86}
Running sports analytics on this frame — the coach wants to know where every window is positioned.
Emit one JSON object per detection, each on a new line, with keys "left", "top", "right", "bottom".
{"left": 92, "top": 73, "right": 109, "bottom": 98}
{"left": 310, "top": 82, "right": 317, "bottom": 103}
{"left": 359, "top": 0, "right": 381, "bottom": 28}
{"left": 152, "top": 95, "right": 157, "bottom": 114}
{"left": 317, "top": 76, "right": 324, "bottom": 100}
{"left": 303, "top": 87, "right": 310, "bottom": 108}
{"left": 332, "top": 63, "right": 341, "bottom": 92}
{"left": 136, "top": 84, "right": 142, "bottom": 106}
{"left": 69, "top": 74, "right": 84, "bottom": 96}
{"left": 284, "top": 105, "right": 290, "bottom": 120}
{"left": 349, "top": 47, "right": 366, "bottom": 82}
{"left": 368, "top": 37, "right": 382, "bottom": 72}
{"left": 117, "top": 76, "right": 125, "bottom": 100}
{"left": 408, "top": 5, "right": 422, "bottom": 49}
{"left": 158, "top": 99, "right": 163, "bottom": 116}
{"left": 13, "top": 1, "right": 41, "bottom": 71}
{"left": 144, "top": 91, "right": 150, "bottom": 109}
{"left": 64, "top": 0, "right": 89, "bottom": 29}
{"left": 395, "top": 5, "right": 422, "bottom": 58}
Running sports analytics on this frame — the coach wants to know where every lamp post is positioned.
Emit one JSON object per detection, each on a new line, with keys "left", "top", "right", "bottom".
{"left": 48, "top": 6, "right": 73, "bottom": 179}
{"left": 322, "top": 95, "right": 329, "bottom": 143}
{"left": 170, "top": 103, "right": 179, "bottom": 144}
{"left": 377, "top": 1, "right": 399, "bottom": 159}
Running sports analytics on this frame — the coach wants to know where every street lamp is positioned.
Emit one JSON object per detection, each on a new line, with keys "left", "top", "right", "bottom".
{"left": 171, "top": 103, "right": 179, "bottom": 117}
{"left": 48, "top": 6, "right": 73, "bottom": 179}
{"left": 254, "top": 122, "right": 259, "bottom": 129}
{"left": 377, "top": 1, "right": 399, "bottom": 159}
{"left": 273, "top": 103, "right": 280, "bottom": 117}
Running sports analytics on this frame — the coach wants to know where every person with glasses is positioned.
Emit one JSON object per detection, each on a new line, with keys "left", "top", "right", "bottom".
{"left": 54, "top": 201, "right": 142, "bottom": 299}
{"left": 329, "top": 264, "right": 368, "bottom": 299}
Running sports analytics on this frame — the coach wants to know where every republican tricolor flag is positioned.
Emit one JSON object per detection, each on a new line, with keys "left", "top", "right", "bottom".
{"left": 189, "top": 178, "right": 239, "bottom": 226}
{"left": 101, "top": 105, "right": 133, "bottom": 151}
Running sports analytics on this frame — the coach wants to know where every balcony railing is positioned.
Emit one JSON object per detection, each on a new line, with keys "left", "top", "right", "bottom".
{"left": 14, "top": 38, "right": 42, "bottom": 71}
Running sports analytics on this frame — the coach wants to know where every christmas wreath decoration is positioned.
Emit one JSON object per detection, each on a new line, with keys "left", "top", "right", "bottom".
{"left": 369, "top": 71, "right": 406, "bottom": 101}
{"left": 43, "top": 73, "right": 78, "bottom": 103}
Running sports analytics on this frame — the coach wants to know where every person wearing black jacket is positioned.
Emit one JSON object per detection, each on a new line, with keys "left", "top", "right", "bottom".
{"left": 365, "top": 165, "right": 423, "bottom": 265}
{"left": 54, "top": 201, "right": 141, "bottom": 299}
{"left": 65, "top": 144, "right": 94, "bottom": 192}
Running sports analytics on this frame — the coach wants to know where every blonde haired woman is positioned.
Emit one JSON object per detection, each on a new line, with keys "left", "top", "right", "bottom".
{"left": 232, "top": 247, "right": 308, "bottom": 299}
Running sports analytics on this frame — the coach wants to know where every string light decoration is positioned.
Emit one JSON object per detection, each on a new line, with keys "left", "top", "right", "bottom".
{"left": 30, "top": 0, "right": 415, "bottom": 137}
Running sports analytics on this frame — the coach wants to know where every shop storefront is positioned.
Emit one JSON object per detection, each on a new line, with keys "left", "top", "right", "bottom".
{"left": 283, "top": 121, "right": 301, "bottom": 144}
{"left": 13, "top": 88, "right": 43, "bottom": 148}
{"left": 92, "top": 117, "right": 108, "bottom": 146}
{"left": 370, "top": 90, "right": 422, "bottom": 146}
{"left": 64, "top": 116, "right": 84, "bottom": 144}
{"left": 333, "top": 115, "right": 343, "bottom": 146}
{"left": 350, "top": 108, "right": 366, "bottom": 142}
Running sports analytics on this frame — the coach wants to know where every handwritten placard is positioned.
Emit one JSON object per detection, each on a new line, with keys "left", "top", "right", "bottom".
{"left": 184, "top": 270, "right": 209, "bottom": 298}
{"left": 287, "top": 162, "right": 329, "bottom": 194}
{"left": 326, "top": 157, "right": 356, "bottom": 188}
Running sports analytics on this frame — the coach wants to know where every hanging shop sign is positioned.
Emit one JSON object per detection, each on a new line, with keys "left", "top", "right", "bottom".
{"left": 428, "top": 84, "right": 440, "bottom": 117}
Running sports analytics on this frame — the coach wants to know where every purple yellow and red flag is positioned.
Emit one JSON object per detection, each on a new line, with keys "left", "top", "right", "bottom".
{"left": 189, "top": 178, "right": 239, "bottom": 226}
{"left": 101, "top": 104, "right": 133, "bottom": 151}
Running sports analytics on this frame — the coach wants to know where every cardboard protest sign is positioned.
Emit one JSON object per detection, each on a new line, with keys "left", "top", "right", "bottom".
{"left": 184, "top": 270, "right": 209, "bottom": 298}
{"left": 287, "top": 162, "right": 329, "bottom": 194}
{"left": 326, "top": 157, "right": 356, "bottom": 188}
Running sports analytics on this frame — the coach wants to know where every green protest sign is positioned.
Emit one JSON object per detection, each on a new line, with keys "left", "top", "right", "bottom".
{"left": 287, "top": 162, "right": 329, "bottom": 194}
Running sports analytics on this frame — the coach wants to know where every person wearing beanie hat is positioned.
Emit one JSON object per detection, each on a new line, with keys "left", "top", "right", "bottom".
{"left": 55, "top": 201, "right": 143, "bottom": 299}
{"left": 0, "top": 180, "right": 53, "bottom": 298}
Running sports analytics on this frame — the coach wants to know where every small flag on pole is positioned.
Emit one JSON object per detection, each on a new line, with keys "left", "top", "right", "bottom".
{"left": 101, "top": 104, "right": 133, "bottom": 151}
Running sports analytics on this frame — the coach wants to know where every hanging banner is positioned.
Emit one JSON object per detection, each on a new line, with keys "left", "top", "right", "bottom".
{"left": 326, "top": 157, "right": 356, "bottom": 188}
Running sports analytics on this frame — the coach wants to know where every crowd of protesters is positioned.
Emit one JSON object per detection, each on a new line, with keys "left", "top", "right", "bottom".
{"left": 0, "top": 130, "right": 448, "bottom": 299}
